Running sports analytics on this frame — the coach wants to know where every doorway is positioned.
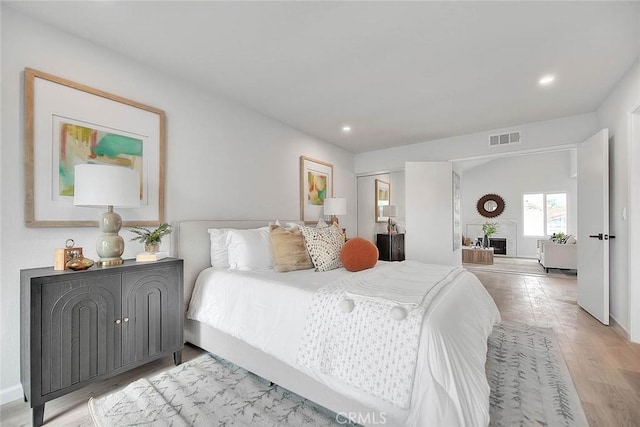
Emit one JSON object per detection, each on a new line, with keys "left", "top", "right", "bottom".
{"left": 630, "top": 107, "right": 640, "bottom": 342}
{"left": 456, "top": 148, "right": 577, "bottom": 259}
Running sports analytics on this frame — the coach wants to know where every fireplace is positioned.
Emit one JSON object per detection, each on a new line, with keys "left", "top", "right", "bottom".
{"left": 489, "top": 238, "right": 507, "bottom": 255}
{"left": 466, "top": 221, "right": 516, "bottom": 256}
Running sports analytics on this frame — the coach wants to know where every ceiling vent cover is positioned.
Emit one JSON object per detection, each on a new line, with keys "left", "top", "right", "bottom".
{"left": 489, "top": 131, "right": 521, "bottom": 146}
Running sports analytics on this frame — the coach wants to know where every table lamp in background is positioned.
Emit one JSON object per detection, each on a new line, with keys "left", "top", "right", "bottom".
{"left": 324, "top": 197, "right": 347, "bottom": 227}
{"left": 382, "top": 204, "right": 397, "bottom": 234}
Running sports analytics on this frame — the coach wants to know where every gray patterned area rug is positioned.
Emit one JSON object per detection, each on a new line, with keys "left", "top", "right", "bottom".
{"left": 487, "top": 321, "right": 588, "bottom": 427}
{"left": 89, "top": 322, "right": 587, "bottom": 426}
{"left": 88, "top": 354, "right": 350, "bottom": 426}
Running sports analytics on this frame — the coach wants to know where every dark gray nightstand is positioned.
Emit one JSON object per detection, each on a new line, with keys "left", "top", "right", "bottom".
{"left": 376, "top": 233, "right": 405, "bottom": 261}
{"left": 20, "top": 258, "right": 184, "bottom": 427}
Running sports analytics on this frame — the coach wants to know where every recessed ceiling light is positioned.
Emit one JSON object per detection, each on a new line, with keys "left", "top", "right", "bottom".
{"left": 341, "top": 125, "right": 352, "bottom": 133}
{"left": 538, "top": 75, "right": 555, "bottom": 86}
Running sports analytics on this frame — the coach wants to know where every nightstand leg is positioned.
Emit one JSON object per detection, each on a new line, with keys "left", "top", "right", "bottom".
{"left": 173, "top": 350, "right": 182, "bottom": 365}
{"left": 32, "top": 404, "right": 44, "bottom": 427}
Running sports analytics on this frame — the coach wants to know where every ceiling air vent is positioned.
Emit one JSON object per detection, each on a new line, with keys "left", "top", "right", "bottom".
{"left": 489, "top": 131, "right": 521, "bottom": 146}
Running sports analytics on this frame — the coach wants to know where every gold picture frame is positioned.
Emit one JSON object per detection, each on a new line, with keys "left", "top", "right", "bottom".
{"left": 24, "top": 68, "right": 166, "bottom": 227}
{"left": 375, "top": 179, "right": 390, "bottom": 223}
{"left": 300, "top": 156, "right": 333, "bottom": 224}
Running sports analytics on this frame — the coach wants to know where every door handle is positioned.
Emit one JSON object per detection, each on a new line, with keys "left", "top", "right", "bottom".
{"left": 589, "top": 233, "right": 603, "bottom": 240}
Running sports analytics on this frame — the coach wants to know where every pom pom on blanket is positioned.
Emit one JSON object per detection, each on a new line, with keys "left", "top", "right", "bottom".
{"left": 339, "top": 298, "right": 355, "bottom": 313}
{"left": 390, "top": 306, "right": 407, "bottom": 321}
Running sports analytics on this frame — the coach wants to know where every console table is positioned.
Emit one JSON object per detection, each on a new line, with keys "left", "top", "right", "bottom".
{"left": 20, "top": 258, "right": 184, "bottom": 427}
{"left": 462, "top": 246, "right": 494, "bottom": 265}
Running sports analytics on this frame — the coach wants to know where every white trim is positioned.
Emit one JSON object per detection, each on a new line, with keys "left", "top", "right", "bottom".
{"left": 450, "top": 143, "right": 577, "bottom": 163}
{"left": 629, "top": 108, "right": 640, "bottom": 343}
{"left": 355, "top": 167, "right": 405, "bottom": 178}
{"left": 0, "top": 383, "right": 23, "bottom": 405}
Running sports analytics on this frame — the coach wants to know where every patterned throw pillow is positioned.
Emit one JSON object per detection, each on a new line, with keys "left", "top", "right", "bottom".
{"left": 300, "top": 224, "right": 345, "bottom": 272}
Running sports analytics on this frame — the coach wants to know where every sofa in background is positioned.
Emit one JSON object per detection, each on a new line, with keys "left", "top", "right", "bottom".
{"left": 536, "top": 238, "right": 577, "bottom": 273}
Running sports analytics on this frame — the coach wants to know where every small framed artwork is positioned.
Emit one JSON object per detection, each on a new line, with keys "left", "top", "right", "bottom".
{"left": 375, "top": 179, "right": 390, "bottom": 222}
{"left": 54, "top": 246, "right": 83, "bottom": 271}
{"left": 24, "top": 68, "right": 166, "bottom": 227}
{"left": 300, "top": 156, "right": 333, "bottom": 223}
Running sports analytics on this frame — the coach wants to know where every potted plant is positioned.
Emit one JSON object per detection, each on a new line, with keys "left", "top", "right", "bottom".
{"left": 482, "top": 221, "right": 498, "bottom": 248}
{"left": 129, "top": 223, "right": 172, "bottom": 253}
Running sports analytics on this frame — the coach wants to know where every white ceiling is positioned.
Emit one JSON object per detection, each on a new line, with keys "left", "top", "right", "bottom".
{"left": 6, "top": 1, "right": 640, "bottom": 153}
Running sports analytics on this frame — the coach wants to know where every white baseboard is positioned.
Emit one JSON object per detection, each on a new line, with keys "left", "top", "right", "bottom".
{"left": 610, "top": 315, "right": 629, "bottom": 340}
{"left": 0, "top": 383, "right": 23, "bottom": 405}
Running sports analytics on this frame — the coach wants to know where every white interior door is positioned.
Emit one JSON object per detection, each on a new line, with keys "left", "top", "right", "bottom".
{"left": 405, "top": 162, "right": 459, "bottom": 265}
{"left": 577, "top": 129, "right": 610, "bottom": 325}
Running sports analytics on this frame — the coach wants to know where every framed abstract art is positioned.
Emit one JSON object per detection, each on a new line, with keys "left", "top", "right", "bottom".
{"left": 24, "top": 68, "right": 166, "bottom": 227}
{"left": 300, "top": 156, "right": 333, "bottom": 223}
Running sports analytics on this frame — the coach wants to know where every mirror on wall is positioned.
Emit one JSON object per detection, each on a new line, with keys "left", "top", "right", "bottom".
{"left": 476, "top": 193, "right": 505, "bottom": 218}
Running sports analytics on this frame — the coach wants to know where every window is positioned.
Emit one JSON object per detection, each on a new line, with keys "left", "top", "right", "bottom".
{"left": 523, "top": 193, "right": 567, "bottom": 236}
{"left": 523, "top": 193, "right": 544, "bottom": 236}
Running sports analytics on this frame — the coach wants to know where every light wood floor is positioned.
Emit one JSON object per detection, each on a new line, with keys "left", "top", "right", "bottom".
{"left": 2, "top": 270, "right": 640, "bottom": 426}
{"left": 475, "top": 269, "right": 640, "bottom": 427}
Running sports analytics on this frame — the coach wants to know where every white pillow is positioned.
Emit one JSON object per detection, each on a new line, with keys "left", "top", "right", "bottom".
{"left": 208, "top": 228, "right": 232, "bottom": 268}
{"left": 565, "top": 235, "right": 577, "bottom": 244}
{"left": 226, "top": 227, "right": 272, "bottom": 271}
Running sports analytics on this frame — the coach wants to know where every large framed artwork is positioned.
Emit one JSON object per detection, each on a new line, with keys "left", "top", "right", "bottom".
{"left": 24, "top": 68, "right": 166, "bottom": 227}
{"left": 300, "top": 156, "right": 333, "bottom": 223}
{"left": 375, "top": 179, "right": 390, "bottom": 223}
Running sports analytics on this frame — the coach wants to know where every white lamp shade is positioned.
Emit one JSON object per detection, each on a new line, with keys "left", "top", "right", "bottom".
{"left": 382, "top": 205, "right": 397, "bottom": 217}
{"left": 73, "top": 164, "right": 140, "bottom": 208}
{"left": 323, "top": 197, "right": 347, "bottom": 216}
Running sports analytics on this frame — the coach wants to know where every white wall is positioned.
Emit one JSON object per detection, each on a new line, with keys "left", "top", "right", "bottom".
{"left": 596, "top": 57, "right": 640, "bottom": 336}
{"left": 0, "top": 7, "right": 355, "bottom": 402}
{"left": 405, "top": 162, "right": 460, "bottom": 266}
{"left": 460, "top": 150, "right": 577, "bottom": 258}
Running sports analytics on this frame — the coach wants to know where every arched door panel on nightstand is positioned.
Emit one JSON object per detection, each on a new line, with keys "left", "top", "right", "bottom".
{"left": 121, "top": 267, "right": 182, "bottom": 366}
{"left": 40, "top": 275, "right": 121, "bottom": 395}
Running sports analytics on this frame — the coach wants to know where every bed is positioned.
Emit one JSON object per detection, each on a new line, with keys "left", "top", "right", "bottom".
{"left": 176, "top": 220, "right": 501, "bottom": 426}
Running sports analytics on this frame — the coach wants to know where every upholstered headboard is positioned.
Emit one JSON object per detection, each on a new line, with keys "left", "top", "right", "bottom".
{"left": 174, "top": 220, "right": 299, "bottom": 312}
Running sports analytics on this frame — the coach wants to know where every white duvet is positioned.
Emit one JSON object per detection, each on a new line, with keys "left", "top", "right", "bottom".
{"left": 187, "top": 262, "right": 500, "bottom": 427}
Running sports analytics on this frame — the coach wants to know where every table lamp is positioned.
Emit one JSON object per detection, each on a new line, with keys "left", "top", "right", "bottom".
{"left": 74, "top": 164, "right": 140, "bottom": 266}
{"left": 382, "top": 204, "right": 397, "bottom": 234}
{"left": 323, "top": 197, "right": 347, "bottom": 226}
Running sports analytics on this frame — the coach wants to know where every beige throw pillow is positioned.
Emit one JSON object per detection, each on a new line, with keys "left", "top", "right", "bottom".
{"left": 269, "top": 224, "right": 314, "bottom": 272}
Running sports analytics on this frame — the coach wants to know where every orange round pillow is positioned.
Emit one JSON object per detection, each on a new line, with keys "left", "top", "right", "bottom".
{"left": 341, "top": 237, "right": 379, "bottom": 272}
